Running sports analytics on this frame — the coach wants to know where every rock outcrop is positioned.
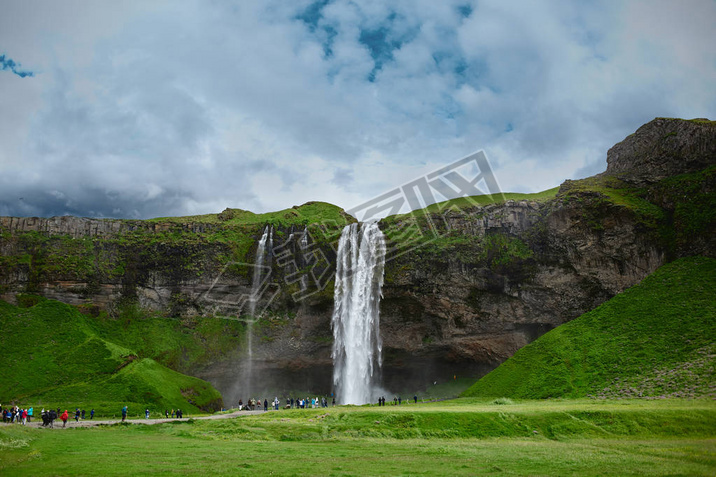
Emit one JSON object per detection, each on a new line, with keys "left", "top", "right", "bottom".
{"left": 605, "top": 118, "right": 716, "bottom": 185}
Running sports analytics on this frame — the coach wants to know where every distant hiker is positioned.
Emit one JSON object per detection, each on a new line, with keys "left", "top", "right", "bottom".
{"left": 75, "top": 409, "right": 80, "bottom": 422}
{"left": 90, "top": 409, "right": 95, "bottom": 420}
{"left": 171, "top": 409, "right": 175, "bottom": 418}
{"left": 414, "top": 395, "right": 417, "bottom": 404}
{"left": 21, "top": 409, "right": 28, "bottom": 425}
{"left": 28, "top": 407, "right": 33, "bottom": 422}
{"left": 394, "top": 397, "right": 397, "bottom": 406}
{"left": 165, "top": 409, "right": 169, "bottom": 418}
{"left": 145, "top": 409, "right": 150, "bottom": 419}
{"left": 177, "top": 409, "right": 182, "bottom": 418}
{"left": 121, "top": 406, "right": 128, "bottom": 422}
{"left": 61, "top": 410, "right": 69, "bottom": 427}
{"left": 264, "top": 399, "right": 268, "bottom": 412}
{"left": 398, "top": 396, "right": 402, "bottom": 405}
{"left": 81, "top": 409, "right": 85, "bottom": 420}
{"left": 48, "top": 409, "right": 57, "bottom": 428}
{"left": 332, "top": 397, "right": 335, "bottom": 407}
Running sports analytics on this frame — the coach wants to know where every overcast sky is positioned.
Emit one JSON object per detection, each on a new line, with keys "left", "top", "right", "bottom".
{"left": 1, "top": 0, "right": 715, "bottom": 219}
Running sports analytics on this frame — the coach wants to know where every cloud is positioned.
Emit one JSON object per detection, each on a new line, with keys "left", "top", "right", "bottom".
{"left": 0, "top": 53, "right": 35, "bottom": 77}
{"left": 0, "top": 0, "right": 715, "bottom": 219}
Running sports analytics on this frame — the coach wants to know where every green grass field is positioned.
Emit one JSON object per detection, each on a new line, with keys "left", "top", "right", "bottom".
{"left": 1, "top": 398, "right": 714, "bottom": 476}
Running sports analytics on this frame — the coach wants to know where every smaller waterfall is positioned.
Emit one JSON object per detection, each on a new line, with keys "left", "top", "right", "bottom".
{"left": 331, "top": 222, "right": 386, "bottom": 405}
{"left": 246, "top": 225, "right": 271, "bottom": 397}
{"left": 300, "top": 229, "right": 309, "bottom": 293}
{"left": 249, "top": 225, "right": 270, "bottom": 317}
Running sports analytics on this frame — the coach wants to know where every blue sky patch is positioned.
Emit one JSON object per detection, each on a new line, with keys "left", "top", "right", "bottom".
{"left": 0, "top": 54, "right": 35, "bottom": 78}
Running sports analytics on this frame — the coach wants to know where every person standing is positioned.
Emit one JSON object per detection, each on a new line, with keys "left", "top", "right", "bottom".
{"left": 60, "top": 410, "right": 69, "bottom": 428}
{"left": 28, "top": 407, "right": 33, "bottom": 422}
{"left": 75, "top": 409, "right": 80, "bottom": 422}
{"left": 263, "top": 399, "right": 268, "bottom": 412}
{"left": 90, "top": 409, "right": 95, "bottom": 420}
{"left": 121, "top": 406, "right": 128, "bottom": 422}
{"left": 81, "top": 409, "right": 85, "bottom": 420}
{"left": 21, "top": 409, "right": 28, "bottom": 426}
{"left": 414, "top": 395, "right": 418, "bottom": 404}
{"left": 145, "top": 409, "right": 150, "bottom": 419}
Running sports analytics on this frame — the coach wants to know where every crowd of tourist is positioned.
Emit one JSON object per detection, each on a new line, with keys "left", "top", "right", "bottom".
{"left": 238, "top": 396, "right": 335, "bottom": 411}
{"left": 1, "top": 404, "right": 98, "bottom": 428}
{"left": 236, "top": 394, "right": 420, "bottom": 411}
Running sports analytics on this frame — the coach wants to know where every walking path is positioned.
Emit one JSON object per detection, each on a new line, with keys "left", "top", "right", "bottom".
{"left": 5, "top": 409, "right": 267, "bottom": 429}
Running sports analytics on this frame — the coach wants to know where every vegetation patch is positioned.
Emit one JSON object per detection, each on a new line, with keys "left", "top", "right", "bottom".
{"left": 463, "top": 256, "right": 716, "bottom": 399}
{"left": 0, "top": 298, "right": 224, "bottom": 415}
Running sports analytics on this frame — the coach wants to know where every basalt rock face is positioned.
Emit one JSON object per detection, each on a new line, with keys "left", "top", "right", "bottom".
{"left": 0, "top": 118, "right": 713, "bottom": 400}
{"left": 378, "top": 194, "right": 663, "bottom": 383}
{"left": 605, "top": 118, "right": 716, "bottom": 185}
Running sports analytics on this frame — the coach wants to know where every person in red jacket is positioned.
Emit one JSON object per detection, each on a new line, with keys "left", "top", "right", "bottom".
{"left": 60, "top": 410, "right": 69, "bottom": 428}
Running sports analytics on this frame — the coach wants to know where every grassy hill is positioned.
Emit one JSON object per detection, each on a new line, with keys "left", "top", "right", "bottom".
{"left": 462, "top": 256, "right": 716, "bottom": 399}
{"left": 0, "top": 298, "right": 223, "bottom": 415}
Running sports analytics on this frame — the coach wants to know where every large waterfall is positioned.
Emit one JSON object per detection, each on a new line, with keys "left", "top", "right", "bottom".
{"left": 331, "top": 222, "right": 386, "bottom": 405}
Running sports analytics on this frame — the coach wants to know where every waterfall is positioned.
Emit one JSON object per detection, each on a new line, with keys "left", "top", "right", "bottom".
{"left": 249, "top": 225, "right": 270, "bottom": 317}
{"left": 246, "top": 225, "right": 271, "bottom": 397}
{"left": 300, "top": 229, "right": 309, "bottom": 293}
{"left": 331, "top": 222, "right": 386, "bottom": 405}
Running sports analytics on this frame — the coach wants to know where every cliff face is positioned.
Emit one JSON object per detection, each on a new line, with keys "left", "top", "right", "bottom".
{"left": 605, "top": 118, "right": 716, "bottom": 185}
{"left": 0, "top": 118, "right": 713, "bottom": 401}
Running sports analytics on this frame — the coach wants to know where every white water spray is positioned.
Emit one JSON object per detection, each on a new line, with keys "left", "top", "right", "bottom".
{"left": 331, "top": 222, "right": 386, "bottom": 405}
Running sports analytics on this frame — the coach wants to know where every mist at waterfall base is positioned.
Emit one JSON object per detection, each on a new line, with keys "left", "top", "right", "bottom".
{"left": 332, "top": 222, "right": 387, "bottom": 405}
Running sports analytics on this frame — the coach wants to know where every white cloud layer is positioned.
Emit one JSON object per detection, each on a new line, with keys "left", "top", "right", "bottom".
{"left": 1, "top": 0, "right": 715, "bottom": 218}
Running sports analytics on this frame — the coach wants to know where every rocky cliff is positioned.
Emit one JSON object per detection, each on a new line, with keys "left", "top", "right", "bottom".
{"left": 1, "top": 118, "right": 714, "bottom": 401}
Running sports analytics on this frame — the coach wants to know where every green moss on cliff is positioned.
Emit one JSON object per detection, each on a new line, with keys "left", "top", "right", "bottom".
{"left": 558, "top": 176, "right": 665, "bottom": 229}
{"left": 649, "top": 165, "right": 716, "bottom": 252}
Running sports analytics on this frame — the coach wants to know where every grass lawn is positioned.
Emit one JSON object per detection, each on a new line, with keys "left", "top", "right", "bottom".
{"left": 1, "top": 398, "right": 714, "bottom": 476}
